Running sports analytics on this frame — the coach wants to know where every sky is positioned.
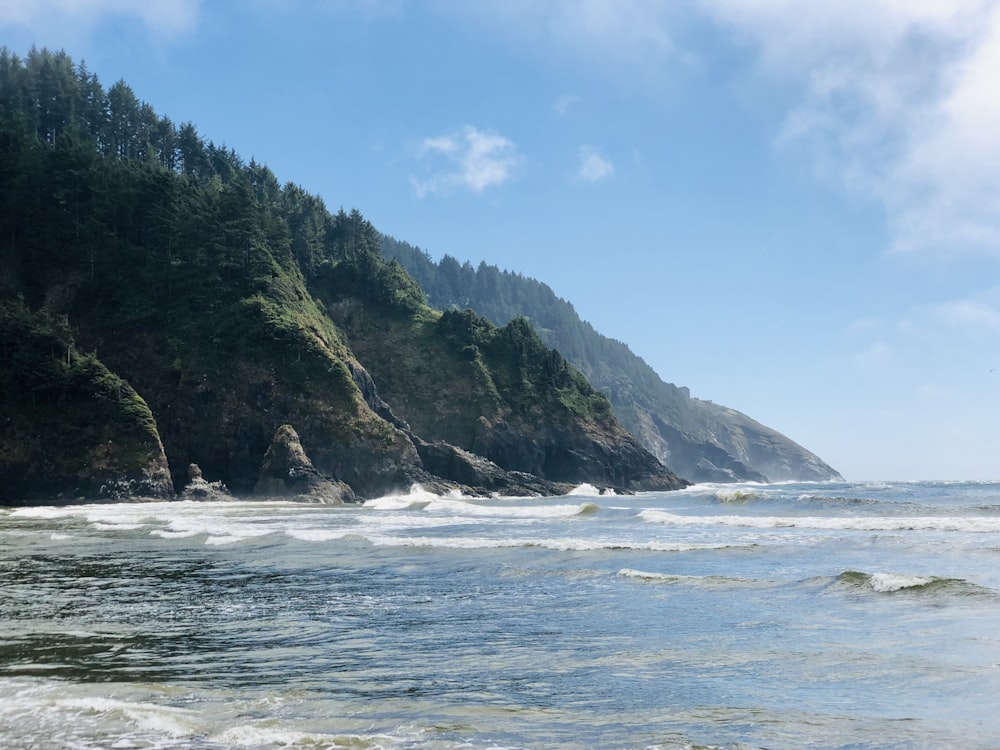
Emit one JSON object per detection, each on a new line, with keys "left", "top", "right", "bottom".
{"left": 4, "top": 0, "right": 1000, "bottom": 481}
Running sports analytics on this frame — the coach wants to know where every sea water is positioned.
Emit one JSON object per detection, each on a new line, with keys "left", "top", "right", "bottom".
{"left": 1, "top": 480, "right": 999, "bottom": 749}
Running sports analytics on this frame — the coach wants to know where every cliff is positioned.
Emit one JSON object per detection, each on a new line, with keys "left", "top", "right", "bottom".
{"left": 381, "top": 237, "right": 842, "bottom": 484}
{"left": 0, "top": 48, "right": 685, "bottom": 503}
{"left": 0, "top": 299, "right": 172, "bottom": 503}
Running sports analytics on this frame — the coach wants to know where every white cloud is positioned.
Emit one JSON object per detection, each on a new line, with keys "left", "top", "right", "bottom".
{"left": 577, "top": 146, "right": 614, "bottom": 183}
{"left": 0, "top": 0, "right": 199, "bottom": 36}
{"left": 457, "top": 0, "right": 1000, "bottom": 256}
{"left": 411, "top": 126, "right": 523, "bottom": 197}
{"left": 933, "top": 299, "right": 1000, "bottom": 333}
{"left": 698, "top": 0, "right": 1000, "bottom": 257}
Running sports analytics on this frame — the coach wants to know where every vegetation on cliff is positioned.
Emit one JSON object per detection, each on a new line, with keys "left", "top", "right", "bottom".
{"left": 0, "top": 298, "right": 171, "bottom": 502}
{"left": 382, "top": 236, "right": 842, "bottom": 483}
{"left": 0, "top": 47, "right": 685, "bottom": 502}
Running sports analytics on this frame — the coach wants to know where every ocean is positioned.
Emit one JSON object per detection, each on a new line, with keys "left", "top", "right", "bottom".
{"left": 1, "top": 480, "right": 998, "bottom": 749}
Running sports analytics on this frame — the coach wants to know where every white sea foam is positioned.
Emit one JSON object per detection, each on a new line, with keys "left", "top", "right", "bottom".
{"left": 57, "top": 696, "right": 199, "bottom": 737}
{"left": 365, "top": 494, "right": 598, "bottom": 520}
{"left": 618, "top": 568, "right": 694, "bottom": 581}
{"left": 638, "top": 510, "right": 1000, "bottom": 532}
{"left": 568, "top": 483, "right": 601, "bottom": 496}
{"left": 364, "top": 483, "right": 442, "bottom": 509}
{"left": 285, "top": 528, "right": 356, "bottom": 542}
{"left": 357, "top": 534, "right": 741, "bottom": 552}
{"left": 868, "top": 573, "right": 936, "bottom": 592}
{"left": 363, "top": 496, "right": 432, "bottom": 510}
{"left": 210, "top": 724, "right": 391, "bottom": 748}
{"left": 92, "top": 522, "right": 148, "bottom": 531}
{"left": 149, "top": 529, "right": 203, "bottom": 539}
{"left": 436, "top": 498, "right": 597, "bottom": 518}
{"left": 9, "top": 506, "right": 82, "bottom": 519}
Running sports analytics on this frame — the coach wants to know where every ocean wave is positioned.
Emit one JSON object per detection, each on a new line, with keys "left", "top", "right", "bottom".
{"left": 365, "top": 495, "right": 601, "bottom": 520}
{"left": 712, "top": 489, "right": 761, "bottom": 504}
{"left": 638, "top": 509, "right": 1000, "bottom": 532}
{"left": 362, "top": 496, "right": 433, "bottom": 511}
{"left": 319, "top": 534, "right": 748, "bottom": 553}
{"left": 835, "top": 570, "right": 995, "bottom": 596}
{"left": 617, "top": 569, "right": 767, "bottom": 587}
{"left": 568, "top": 483, "right": 609, "bottom": 496}
{"left": 794, "top": 494, "right": 884, "bottom": 507}
{"left": 0, "top": 680, "right": 398, "bottom": 750}
{"left": 54, "top": 696, "right": 199, "bottom": 738}
{"left": 210, "top": 726, "right": 394, "bottom": 748}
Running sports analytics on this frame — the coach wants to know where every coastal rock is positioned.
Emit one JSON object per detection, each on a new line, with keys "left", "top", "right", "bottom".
{"left": 179, "top": 463, "right": 233, "bottom": 500}
{"left": 0, "top": 300, "right": 175, "bottom": 505}
{"left": 253, "top": 425, "right": 356, "bottom": 504}
{"left": 471, "top": 417, "right": 688, "bottom": 492}
{"left": 412, "top": 436, "right": 573, "bottom": 496}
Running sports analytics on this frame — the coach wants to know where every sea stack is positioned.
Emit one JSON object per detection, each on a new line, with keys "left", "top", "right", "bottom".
{"left": 254, "top": 425, "right": 356, "bottom": 504}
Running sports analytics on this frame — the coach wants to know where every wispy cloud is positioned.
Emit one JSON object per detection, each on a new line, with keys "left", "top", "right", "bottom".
{"left": 699, "top": 0, "right": 1000, "bottom": 257}
{"left": 0, "top": 0, "right": 199, "bottom": 36}
{"left": 933, "top": 299, "right": 1000, "bottom": 334}
{"left": 552, "top": 94, "right": 579, "bottom": 117}
{"left": 449, "top": 1, "right": 1000, "bottom": 257}
{"left": 411, "top": 126, "right": 523, "bottom": 198}
{"left": 577, "top": 146, "right": 614, "bottom": 183}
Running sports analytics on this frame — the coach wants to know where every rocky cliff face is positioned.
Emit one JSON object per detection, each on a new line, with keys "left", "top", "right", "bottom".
{"left": 0, "top": 50, "right": 686, "bottom": 504}
{"left": 0, "top": 300, "right": 173, "bottom": 504}
{"left": 381, "top": 237, "right": 842, "bottom": 484}
{"left": 322, "top": 300, "right": 687, "bottom": 493}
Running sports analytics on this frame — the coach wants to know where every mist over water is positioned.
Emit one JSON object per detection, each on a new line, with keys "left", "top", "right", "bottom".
{"left": 2, "top": 480, "right": 999, "bottom": 749}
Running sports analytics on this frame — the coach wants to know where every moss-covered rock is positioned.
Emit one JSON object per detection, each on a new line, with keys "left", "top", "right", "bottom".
{"left": 322, "top": 299, "right": 688, "bottom": 492}
{"left": 0, "top": 299, "right": 173, "bottom": 503}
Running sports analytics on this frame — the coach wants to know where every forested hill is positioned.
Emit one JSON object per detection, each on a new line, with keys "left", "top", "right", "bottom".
{"left": 0, "top": 47, "right": 687, "bottom": 503}
{"left": 382, "top": 236, "right": 842, "bottom": 483}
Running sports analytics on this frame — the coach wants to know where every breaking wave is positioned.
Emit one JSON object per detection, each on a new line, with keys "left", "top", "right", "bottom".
{"left": 323, "top": 534, "right": 750, "bottom": 553}
{"left": 835, "top": 570, "right": 996, "bottom": 596}
{"left": 638, "top": 510, "right": 1000, "bottom": 532}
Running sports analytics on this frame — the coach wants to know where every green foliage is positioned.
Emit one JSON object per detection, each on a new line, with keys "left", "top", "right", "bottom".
{"left": 0, "top": 297, "right": 163, "bottom": 482}
{"left": 0, "top": 46, "right": 419, "bottom": 492}
{"left": 0, "top": 45, "right": 666, "bottom": 497}
{"left": 381, "top": 234, "right": 713, "bottom": 438}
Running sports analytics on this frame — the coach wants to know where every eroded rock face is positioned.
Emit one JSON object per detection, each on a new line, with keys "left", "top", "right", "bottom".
{"left": 254, "top": 425, "right": 356, "bottom": 504}
{"left": 411, "top": 436, "right": 574, "bottom": 496}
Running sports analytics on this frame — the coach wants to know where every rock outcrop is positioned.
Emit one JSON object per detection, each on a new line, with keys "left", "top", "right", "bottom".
{"left": 179, "top": 463, "right": 233, "bottom": 501}
{"left": 411, "top": 436, "right": 574, "bottom": 496}
{"left": 0, "top": 300, "right": 174, "bottom": 505}
{"left": 253, "top": 425, "right": 355, "bottom": 503}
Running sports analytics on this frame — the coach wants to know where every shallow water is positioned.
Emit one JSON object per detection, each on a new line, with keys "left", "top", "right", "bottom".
{"left": 1, "top": 480, "right": 999, "bottom": 748}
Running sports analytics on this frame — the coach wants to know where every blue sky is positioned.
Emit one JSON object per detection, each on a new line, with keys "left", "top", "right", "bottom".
{"left": 4, "top": 0, "right": 1000, "bottom": 480}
